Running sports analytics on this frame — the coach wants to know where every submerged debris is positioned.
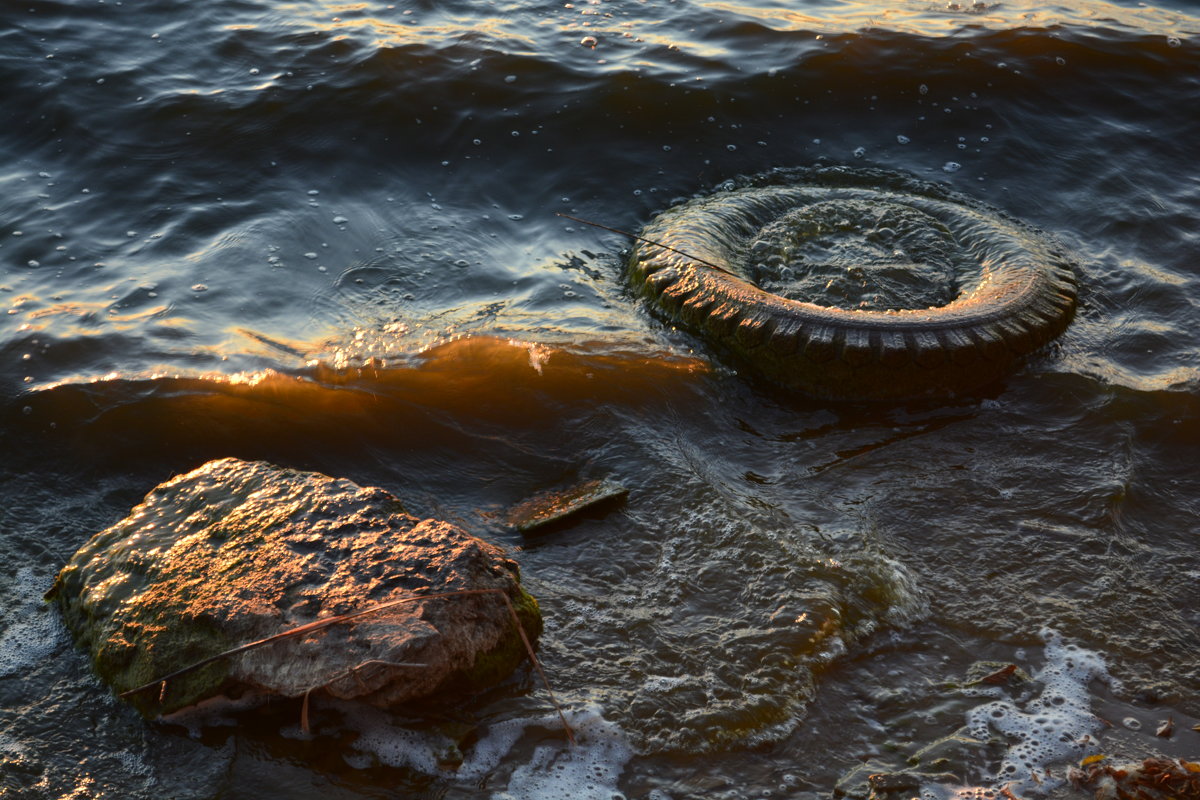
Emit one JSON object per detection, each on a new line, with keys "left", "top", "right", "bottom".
{"left": 508, "top": 478, "right": 629, "bottom": 534}
{"left": 1069, "top": 757, "right": 1200, "bottom": 800}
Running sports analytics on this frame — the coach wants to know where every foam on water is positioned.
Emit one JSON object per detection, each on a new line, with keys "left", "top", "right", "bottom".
{"left": 959, "top": 629, "right": 1114, "bottom": 796}
{"left": 343, "top": 703, "right": 632, "bottom": 798}
{"left": 0, "top": 567, "right": 66, "bottom": 679}
{"left": 492, "top": 708, "right": 632, "bottom": 800}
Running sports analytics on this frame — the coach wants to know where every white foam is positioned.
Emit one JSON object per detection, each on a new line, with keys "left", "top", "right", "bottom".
{"left": 492, "top": 707, "right": 632, "bottom": 800}
{"left": 0, "top": 729, "right": 25, "bottom": 757}
{"left": 342, "top": 703, "right": 632, "bottom": 798}
{"left": 0, "top": 567, "right": 66, "bottom": 678}
{"left": 640, "top": 675, "right": 688, "bottom": 693}
{"left": 340, "top": 703, "right": 460, "bottom": 775}
{"left": 963, "top": 629, "right": 1110, "bottom": 795}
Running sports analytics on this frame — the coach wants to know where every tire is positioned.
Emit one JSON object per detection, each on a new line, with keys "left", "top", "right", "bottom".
{"left": 628, "top": 167, "right": 1077, "bottom": 401}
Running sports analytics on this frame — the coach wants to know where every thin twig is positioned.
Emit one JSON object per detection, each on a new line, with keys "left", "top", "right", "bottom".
{"left": 497, "top": 591, "right": 575, "bottom": 746}
{"left": 120, "top": 589, "right": 501, "bottom": 698}
{"left": 119, "top": 587, "right": 576, "bottom": 744}
{"left": 554, "top": 211, "right": 740, "bottom": 277}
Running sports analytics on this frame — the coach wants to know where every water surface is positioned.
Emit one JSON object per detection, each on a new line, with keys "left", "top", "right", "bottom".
{"left": 1, "top": 0, "right": 1199, "bottom": 797}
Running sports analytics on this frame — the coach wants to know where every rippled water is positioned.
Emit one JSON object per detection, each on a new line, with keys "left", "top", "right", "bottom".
{"left": 2, "top": 0, "right": 1199, "bottom": 797}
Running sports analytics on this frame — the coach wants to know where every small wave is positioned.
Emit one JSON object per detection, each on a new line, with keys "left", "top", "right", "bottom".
{"left": 4, "top": 337, "right": 709, "bottom": 463}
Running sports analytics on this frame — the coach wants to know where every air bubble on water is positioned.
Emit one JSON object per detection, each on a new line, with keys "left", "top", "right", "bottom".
{"left": 662, "top": 145, "right": 672, "bottom": 151}
{"left": 512, "top": 130, "right": 520, "bottom": 136}
{"left": 958, "top": 143, "right": 967, "bottom": 149}
{"left": 1055, "top": 57, "right": 1066, "bottom": 65}
{"left": 317, "top": 266, "right": 327, "bottom": 272}
{"left": 27, "top": 260, "right": 39, "bottom": 267}
{"left": 333, "top": 215, "right": 348, "bottom": 224}
{"left": 307, "top": 189, "right": 319, "bottom": 196}
{"left": 508, "top": 214, "right": 523, "bottom": 220}
{"left": 1122, "top": 717, "right": 1141, "bottom": 730}
{"left": 853, "top": 146, "right": 866, "bottom": 158}
{"left": 727, "top": 144, "right": 737, "bottom": 151}
{"left": 943, "top": 161, "right": 962, "bottom": 172}
{"left": 919, "top": 83, "right": 929, "bottom": 95}
{"left": 897, "top": 135, "right": 910, "bottom": 144}
{"left": 505, "top": 74, "right": 517, "bottom": 83}
{"left": 1167, "top": 36, "right": 1181, "bottom": 47}
{"left": 304, "top": 252, "right": 318, "bottom": 259}
{"left": 126, "top": 230, "right": 137, "bottom": 237}
{"left": 812, "top": 138, "right": 821, "bottom": 144}
{"left": 191, "top": 283, "right": 208, "bottom": 292}
{"left": 249, "top": 67, "right": 260, "bottom": 75}
{"left": 473, "top": 138, "right": 482, "bottom": 145}
{"left": 633, "top": 189, "right": 642, "bottom": 196}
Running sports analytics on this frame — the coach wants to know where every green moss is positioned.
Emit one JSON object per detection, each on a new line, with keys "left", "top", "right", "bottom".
{"left": 438, "top": 586, "right": 543, "bottom": 696}
{"left": 98, "top": 618, "right": 234, "bottom": 717}
{"left": 53, "top": 574, "right": 235, "bottom": 717}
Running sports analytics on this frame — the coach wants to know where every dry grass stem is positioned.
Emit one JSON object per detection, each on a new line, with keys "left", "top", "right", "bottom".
{"left": 120, "top": 588, "right": 575, "bottom": 744}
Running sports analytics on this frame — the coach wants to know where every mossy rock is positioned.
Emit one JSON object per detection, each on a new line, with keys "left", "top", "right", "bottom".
{"left": 49, "top": 458, "right": 541, "bottom": 717}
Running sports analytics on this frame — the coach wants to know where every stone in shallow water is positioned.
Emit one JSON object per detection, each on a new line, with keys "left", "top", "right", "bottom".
{"left": 48, "top": 457, "right": 541, "bottom": 716}
{"left": 507, "top": 479, "right": 629, "bottom": 534}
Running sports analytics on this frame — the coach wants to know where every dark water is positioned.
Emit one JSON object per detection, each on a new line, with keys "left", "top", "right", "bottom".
{"left": 2, "top": 0, "right": 1199, "bottom": 796}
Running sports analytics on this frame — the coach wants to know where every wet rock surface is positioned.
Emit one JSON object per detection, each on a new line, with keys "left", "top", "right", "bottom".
{"left": 507, "top": 478, "right": 629, "bottom": 534}
{"left": 49, "top": 458, "right": 540, "bottom": 716}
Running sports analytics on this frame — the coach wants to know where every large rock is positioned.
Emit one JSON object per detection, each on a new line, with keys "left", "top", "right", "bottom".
{"left": 48, "top": 458, "right": 541, "bottom": 716}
